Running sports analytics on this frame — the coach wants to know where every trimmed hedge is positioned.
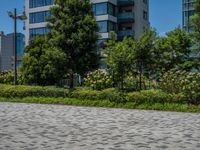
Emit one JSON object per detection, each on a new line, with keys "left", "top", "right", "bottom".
{"left": 0, "top": 84, "right": 187, "bottom": 104}
{"left": 0, "top": 84, "right": 67, "bottom": 98}
{"left": 0, "top": 97, "right": 200, "bottom": 113}
{"left": 69, "top": 88, "right": 127, "bottom": 103}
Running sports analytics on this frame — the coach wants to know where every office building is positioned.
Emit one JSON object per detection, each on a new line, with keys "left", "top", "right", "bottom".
{"left": 182, "top": 0, "right": 196, "bottom": 32}
{"left": 25, "top": 0, "right": 149, "bottom": 45}
{"left": 0, "top": 32, "right": 25, "bottom": 71}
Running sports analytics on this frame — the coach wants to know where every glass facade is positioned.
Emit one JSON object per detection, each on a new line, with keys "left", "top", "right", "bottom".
{"left": 182, "top": 0, "right": 195, "bottom": 32}
{"left": 16, "top": 34, "right": 25, "bottom": 56}
{"left": 97, "top": 21, "right": 116, "bottom": 33}
{"left": 29, "top": 27, "right": 50, "bottom": 38}
{"left": 6, "top": 33, "right": 25, "bottom": 56}
{"left": 29, "top": 11, "right": 51, "bottom": 23}
{"left": 92, "top": 2, "right": 116, "bottom": 16}
{"left": 29, "top": 0, "right": 54, "bottom": 8}
{"left": 6, "top": 33, "right": 25, "bottom": 68}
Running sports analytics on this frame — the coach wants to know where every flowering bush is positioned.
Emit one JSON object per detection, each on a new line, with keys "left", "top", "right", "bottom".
{"left": 160, "top": 70, "right": 200, "bottom": 104}
{"left": 84, "top": 69, "right": 112, "bottom": 90}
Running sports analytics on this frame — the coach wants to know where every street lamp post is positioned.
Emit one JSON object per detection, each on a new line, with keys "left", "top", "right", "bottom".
{"left": 8, "top": 8, "right": 26, "bottom": 85}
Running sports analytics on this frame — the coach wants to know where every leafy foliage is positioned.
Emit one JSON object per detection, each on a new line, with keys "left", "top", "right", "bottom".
{"left": 0, "top": 84, "right": 197, "bottom": 105}
{"left": 104, "top": 37, "right": 134, "bottom": 89}
{"left": 190, "top": 0, "right": 200, "bottom": 55}
{"left": 160, "top": 70, "right": 200, "bottom": 104}
{"left": 155, "top": 28, "right": 191, "bottom": 74}
{"left": 21, "top": 36, "right": 66, "bottom": 85}
{"left": 0, "top": 71, "right": 13, "bottom": 84}
{"left": 48, "top": 0, "right": 99, "bottom": 88}
{"left": 189, "top": 0, "right": 200, "bottom": 72}
{"left": 104, "top": 29, "right": 158, "bottom": 90}
{"left": 0, "top": 84, "right": 67, "bottom": 98}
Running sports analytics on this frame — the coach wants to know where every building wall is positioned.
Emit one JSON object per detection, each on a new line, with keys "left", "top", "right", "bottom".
{"left": 25, "top": 0, "right": 149, "bottom": 45}
{"left": 0, "top": 32, "right": 13, "bottom": 71}
{"left": 134, "top": 0, "right": 149, "bottom": 38}
{"left": 182, "top": 0, "right": 196, "bottom": 32}
{"left": 0, "top": 32, "right": 25, "bottom": 71}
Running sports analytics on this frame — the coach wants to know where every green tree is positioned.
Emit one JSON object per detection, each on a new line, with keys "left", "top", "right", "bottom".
{"left": 21, "top": 36, "right": 66, "bottom": 85}
{"left": 189, "top": 0, "right": 200, "bottom": 71}
{"left": 48, "top": 0, "right": 99, "bottom": 88}
{"left": 155, "top": 28, "right": 191, "bottom": 74}
{"left": 190, "top": 0, "right": 200, "bottom": 50}
{"left": 132, "top": 29, "right": 157, "bottom": 89}
{"left": 104, "top": 29, "right": 157, "bottom": 90}
{"left": 104, "top": 38, "right": 134, "bottom": 89}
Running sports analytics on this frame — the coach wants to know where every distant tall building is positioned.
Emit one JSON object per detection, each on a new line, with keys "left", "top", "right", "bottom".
{"left": 182, "top": 0, "right": 196, "bottom": 32}
{"left": 0, "top": 32, "right": 25, "bottom": 71}
{"left": 25, "top": 0, "right": 150, "bottom": 45}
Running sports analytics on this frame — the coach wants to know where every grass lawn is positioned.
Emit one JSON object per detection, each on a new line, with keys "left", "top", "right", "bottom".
{"left": 0, "top": 97, "right": 200, "bottom": 113}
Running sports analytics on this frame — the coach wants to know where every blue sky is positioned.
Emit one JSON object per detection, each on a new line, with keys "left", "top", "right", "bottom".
{"left": 0, "top": 0, "right": 182, "bottom": 35}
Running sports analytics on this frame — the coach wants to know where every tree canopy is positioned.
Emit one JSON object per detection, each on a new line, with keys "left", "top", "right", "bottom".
{"left": 48, "top": 0, "right": 99, "bottom": 88}
{"left": 21, "top": 36, "right": 66, "bottom": 85}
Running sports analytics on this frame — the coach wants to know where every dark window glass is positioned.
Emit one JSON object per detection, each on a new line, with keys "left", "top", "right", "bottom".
{"left": 92, "top": 2, "right": 116, "bottom": 16}
{"left": 96, "top": 3, "right": 107, "bottom": 15}
{"left": 29, "top": 0, "right": 54, "bottom": 8}
{"left": 97, "top": 21, "right": 108, "bottom": 33}
{"left": 29, "top": 11, "right": 51, "bottom": 23}
{"left": 97, "top": 21, "right": 116, "bottom": 33}
{"left": 29, "top": 27, "right": 50, "bottom": 38}
{"left": 108, "top": 3, "right": 116, "bottom": 16}
{"left": 143, "top": 11, "right": 148, "bottom": 20}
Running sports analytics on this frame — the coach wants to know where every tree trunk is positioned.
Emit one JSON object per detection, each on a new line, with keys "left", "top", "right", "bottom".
{"left": 139, "top": 61, "right": 142, "bottom": 91}
{"left": 69, "top": 73, "right": 74, "bottom": 89}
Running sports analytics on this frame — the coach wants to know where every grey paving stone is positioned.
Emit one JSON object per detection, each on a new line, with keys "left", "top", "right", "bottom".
{"left": 0, "top": 102, "right": 200, "bottom": 150}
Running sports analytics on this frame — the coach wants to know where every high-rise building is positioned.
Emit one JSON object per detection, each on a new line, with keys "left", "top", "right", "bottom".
{"left": 25, "top": 0, "right": 149, "bottom": 45}
{"left": 0, "top": 32, "right": 25, "bottom": 71}
{"left": 182, "top": 0, "right": 196, "bottom": 32}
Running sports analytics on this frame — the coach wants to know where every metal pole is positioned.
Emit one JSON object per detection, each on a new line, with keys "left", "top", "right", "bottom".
{"left": 14, "top": 8, "right": 17, "bottom": 85}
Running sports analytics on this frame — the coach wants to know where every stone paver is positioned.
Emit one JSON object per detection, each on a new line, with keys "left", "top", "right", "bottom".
{"left": 0, "top": 102, "right": 200, "bottom": 150}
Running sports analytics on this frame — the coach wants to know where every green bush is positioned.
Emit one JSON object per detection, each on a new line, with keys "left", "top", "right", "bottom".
{"left": 160, "top": 70, "right": 200, "bottom": 104}
{"left": 69, "top": 87, "right": 101, "bottom": 100}
{"left": 0, "top": 84, "right": 189, "bottom": 105}
{"left": 0, "top": 71, "right": 13, "bottom": 84}
{"left": 69, "top": 87, "right": 127, "bottom": 103}
{"left": 0, "top": 84, "right": 67, "bottom": 98}
{"left": 127, "top": 89, "right": 172, "bottom": 104}
{"left": 84, "top": 69, "right": 112, "bottom": 90}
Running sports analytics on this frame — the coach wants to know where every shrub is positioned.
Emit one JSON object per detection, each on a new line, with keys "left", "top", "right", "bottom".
{"left": 0, "top": 70, "right": 13, "bottom": 84}
{"left": 69, "top": 87, "right": 101, "bottom": 100}
{"left": 160, "top": 70, "right": 200, "bottom": 104}
{"left": 0, "top": 84, "right": 67, "bottom": 98}
{"left": 69, "top": 87, "right": 127, "bottom": 103}
{"left": 127, "top": 89, "right": 171, "bottom": 104}
{"left": 84, "top": 69, "right": 112, "bottom": 90}
{"left": 0, "top": 84, "right": 188, "bottom": 105}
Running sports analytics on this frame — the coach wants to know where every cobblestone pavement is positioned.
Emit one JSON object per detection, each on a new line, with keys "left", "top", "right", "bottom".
{"left": 0, "top": 102, "right": 200, "bottom": 150}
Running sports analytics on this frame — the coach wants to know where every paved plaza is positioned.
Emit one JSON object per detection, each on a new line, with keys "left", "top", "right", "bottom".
{"left": 0, "top": 102, "right": 200, "bottom": 150}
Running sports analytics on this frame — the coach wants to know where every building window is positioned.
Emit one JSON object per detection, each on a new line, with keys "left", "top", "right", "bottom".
{"left": 97, "top": 21, "right": 116, "bottom": 33}
{"left": 94, "top": 3, "right": 107, "bottom": 15}
{"left": 29, "top": 27, "right": 50, "bottom": 38}
{"left": 108, "top": 3, "right": 116, "bottom": 16}
{"left": 143, "top": 0, "right": 147, "bottom": 4}
{"left": 143, "top": 11, "right": 148, "bottom": 20}
{"left": 92, "top": 2, "right": 116, "bottom": 16}
{"left": 29, "top": 0, "right": 54, "bottom": 8}
{"left": 29, "top": 11, "right": 51, "bottom": 23}
{"left": 97, "top": 21, "right": 108, "bottom": 33}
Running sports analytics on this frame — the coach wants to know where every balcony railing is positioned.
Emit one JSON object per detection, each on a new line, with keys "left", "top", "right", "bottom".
{"left": 118, "top": 30, "right": 134, "bottom": 37}
{"left": 118, "top": 12, "right": 134, "bottom": 22}
{"left": 118, "top": 0, "right": 134, "bottom": 6}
